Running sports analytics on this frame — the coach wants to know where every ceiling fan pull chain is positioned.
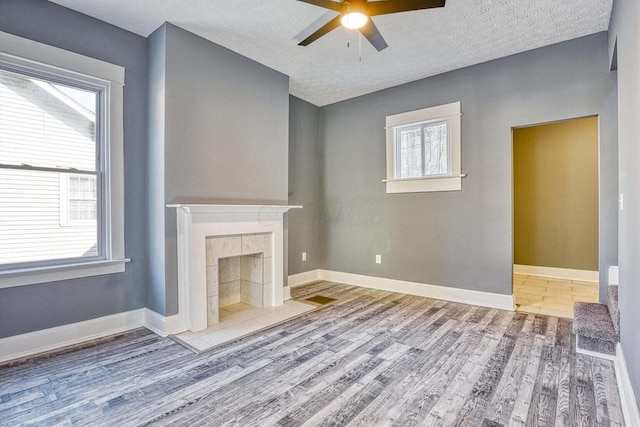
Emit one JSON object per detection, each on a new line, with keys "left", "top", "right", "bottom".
{"left": 359, "top": 32, "right": 362, "bottom": 62}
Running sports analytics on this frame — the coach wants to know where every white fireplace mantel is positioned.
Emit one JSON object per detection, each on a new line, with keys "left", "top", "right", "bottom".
{"left": 168, "top": 203, "right": 301, "bottom": 215}
{"left": 168, "top": 203, "right": 301, "bottom": 332}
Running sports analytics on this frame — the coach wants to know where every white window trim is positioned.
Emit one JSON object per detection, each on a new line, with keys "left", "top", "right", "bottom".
{"left": 0, "top": 31, "right": 128, "bottom": 289}
{"left": 385, "top": 101, "right": 465, "bottom": 193}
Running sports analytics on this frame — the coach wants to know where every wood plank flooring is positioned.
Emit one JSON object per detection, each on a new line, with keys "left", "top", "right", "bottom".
{"left": 0, "top": 282, "right": 625, "bottom": 426}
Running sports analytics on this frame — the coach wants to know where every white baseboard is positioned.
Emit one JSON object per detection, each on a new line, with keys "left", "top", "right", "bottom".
{"left": 284, "top": 286, "right": 292, "bottom": 300}
{"left": 609, "top": 266, "right": 619, "bottom": 286}
{"left": 514, "top": 264, "right": 598, "bottom": 282}
{"left": 0, "top": 308, "right": 193, "bottom": 364}
{"left": 0, "top": 309, "right": 145, "bottom": 364}
{"left": 144, "top": 309, "right": 185, "bottom": 337}
{"left": 615, "top": 343, "right": 640, "bottom": 427}
{"left": 288, "top": 269, "right": 323, "bottom": 287}
{"left": 288, "top": 269, "right": 514, "bottom": 311}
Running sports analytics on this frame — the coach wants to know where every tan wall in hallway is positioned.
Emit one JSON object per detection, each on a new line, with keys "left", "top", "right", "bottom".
{"left": 513, "top": 117, "right": 599, "bottom": 271}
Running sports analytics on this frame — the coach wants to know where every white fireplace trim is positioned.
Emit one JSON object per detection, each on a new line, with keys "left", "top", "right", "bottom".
{"left": 168, "top": 203, "right": 301, "bottom": 332}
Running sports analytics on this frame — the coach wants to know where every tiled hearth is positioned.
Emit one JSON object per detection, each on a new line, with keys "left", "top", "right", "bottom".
{"left": 173, "top": 300, "right": 317, "bottom": 353}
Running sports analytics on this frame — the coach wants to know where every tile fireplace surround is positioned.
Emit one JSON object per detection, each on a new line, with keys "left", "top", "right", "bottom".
{"left": 168, "top": 203, "right": 301, "bottom": 332}
{"left": 206, "top": 234, "right": 272, "bottom": 326}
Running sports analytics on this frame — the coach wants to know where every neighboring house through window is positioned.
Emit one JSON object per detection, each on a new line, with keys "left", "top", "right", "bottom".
{"left": 67, "top": 176, "right": 98, "bottom": 222}
{"left": 385, "top": 101, "right": 464, "bottom": 193}
{"left": 0, "top": 31, "right": 127, "bottom": 288}
{"left": 60, "top": 174, "right": 98, "bottom": 227}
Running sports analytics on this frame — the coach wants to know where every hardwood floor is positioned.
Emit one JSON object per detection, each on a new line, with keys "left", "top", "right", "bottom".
{"left": 0, "top": 282, "right": 625, "bottom": 426}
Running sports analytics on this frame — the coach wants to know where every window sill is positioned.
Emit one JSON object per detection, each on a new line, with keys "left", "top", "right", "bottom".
{"left": 0, "top": 259, "right": 130, "bottom": 289}
{"left": 384, "top": 174, "right": 466, "bottom": 193}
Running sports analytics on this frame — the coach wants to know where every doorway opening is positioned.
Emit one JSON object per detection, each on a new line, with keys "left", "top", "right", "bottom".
{"left": 512, "top": 116, "right": 599, "bottom": 318}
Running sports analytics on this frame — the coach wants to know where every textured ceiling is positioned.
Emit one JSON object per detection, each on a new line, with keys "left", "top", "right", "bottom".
{"left": 49, "top": 0, "right": 612, "bottom": 106}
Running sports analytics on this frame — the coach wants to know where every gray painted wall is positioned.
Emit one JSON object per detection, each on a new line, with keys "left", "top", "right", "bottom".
{"left": 316, "top": 33, "right": 617, "bottom": 297}
{"left": 0, "top": 0, "right": 148, "bottom": 338}
{"left": 147, "top": 24, "right": 290, "bottom": 315}
{"left": 147, "top": 25, "right": 168, "bottom": 315}
{"left": 288, "top": 96, "right": 321, "bottom": 274}
{"left": 163, "top": 24, "right": 289, "bottom": 205}
{"left": 599, "top": 79, "right": 619, "bottom": 303}
{"left": 609, "top": 0, "right": 640, "bottom": 406}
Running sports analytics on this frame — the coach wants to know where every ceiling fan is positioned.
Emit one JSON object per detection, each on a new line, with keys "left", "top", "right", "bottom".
{"left": 297, "top": 0, "right": 446, "bottom": 51}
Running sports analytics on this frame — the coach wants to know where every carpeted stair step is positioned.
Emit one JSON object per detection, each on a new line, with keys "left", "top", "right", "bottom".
{"left": 576, "top": 334, "right": 617, "bottom": 356}
{"left": 573, "top": 300, "right": 618, "bottom": 356}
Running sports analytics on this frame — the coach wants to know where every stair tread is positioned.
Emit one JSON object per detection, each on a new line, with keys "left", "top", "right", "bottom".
{"left": 577, "top": 335, "right": 616, "bottom": 356}
{"left": 573, "top": 302, "right": 619, "bottom": 341}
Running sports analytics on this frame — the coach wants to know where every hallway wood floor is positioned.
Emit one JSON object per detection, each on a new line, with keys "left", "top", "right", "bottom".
{"left": 0, "top": 282, "right": 625, "bottom": 426}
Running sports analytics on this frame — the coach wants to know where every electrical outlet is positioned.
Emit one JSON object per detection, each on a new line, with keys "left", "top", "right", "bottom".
{"left": 302, "top": 252, "right": 307, "bottom": 261}
{"left": 375, "top": 254, "right": 382, "bottom": 264}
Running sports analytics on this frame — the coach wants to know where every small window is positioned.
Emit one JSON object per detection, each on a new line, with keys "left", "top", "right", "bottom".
{"left": 60, "top": 175, "right": 98, "bottom": 227}
{"left": 395, "top": 120, "right": 449, "bottom": 179}
{"left": 385, "top": 102, "right": 464, "bottom": 193}
{"left": 68, "top": 176, "right": 98, "bottom": 222}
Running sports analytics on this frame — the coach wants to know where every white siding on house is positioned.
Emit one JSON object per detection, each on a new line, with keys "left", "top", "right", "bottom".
{"left": 0, "top": 69, "right": 95, "bottom": 170}
{"left": 0, "top": 70, "right": 98, "bottom": 265}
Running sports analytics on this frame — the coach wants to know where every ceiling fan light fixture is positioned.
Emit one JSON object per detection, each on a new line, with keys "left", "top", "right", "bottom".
{"left": 340, "top": 11, "right": 368, "bottom": 29}
{"left": 298, "top": 0, "right": 446, "bottom": 51}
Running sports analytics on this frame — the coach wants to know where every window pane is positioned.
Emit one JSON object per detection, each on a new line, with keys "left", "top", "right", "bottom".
{"left": 68, "top": 175, "right": 97, "bottom": 221}
{"left": 0, "top": 68, "right": 97, "bottom": 171}
{"left": 0, "top": 169, "right": 98, "bottom": 265}
{"left": 423, "top": 122, "right": 448, "bottom": 175}
{"left": 396, "top": 125, "right": 423, "bottom": 179}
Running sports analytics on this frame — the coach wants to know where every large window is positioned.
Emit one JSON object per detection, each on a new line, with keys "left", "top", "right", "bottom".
{"left": 0, "top": 31, "right": 126, "bottom": 288}
{"left": 0, "top": 69, "right": 100, "bottom": 264}
{"left": 385, "top": 102, "right": 464, "bottom": 193}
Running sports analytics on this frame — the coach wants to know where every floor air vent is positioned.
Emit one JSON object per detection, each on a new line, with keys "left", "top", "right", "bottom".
{"left": 304, "top": 295, "right": 337, "bottom": 306}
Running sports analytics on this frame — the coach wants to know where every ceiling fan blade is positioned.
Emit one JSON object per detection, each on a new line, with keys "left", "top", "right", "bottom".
{"left": 359, "top": 19, "right": 388, "bottom": 51}
{"left": 367, "top": 0, "right": 446, "bottom": 16}
{"left": 297, "top": 0, "right": 343, "bottom": 12}
{"left": 295, "top": 10, "right": 338, "bottom": 41}
{"left": 298, "top": 15, "right": 342, "bottom": 46}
